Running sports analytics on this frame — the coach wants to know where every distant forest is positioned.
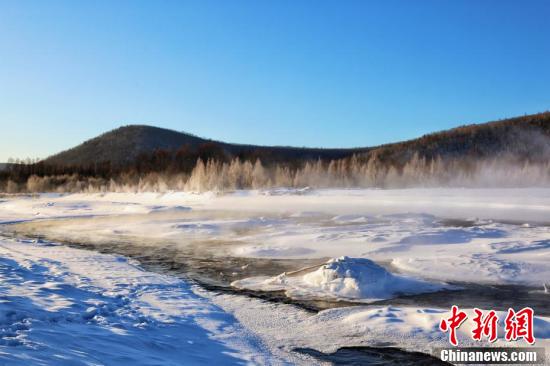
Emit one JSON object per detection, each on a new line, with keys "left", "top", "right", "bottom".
{"left": 1, "top": 112, "right": 550, "bottom": 193}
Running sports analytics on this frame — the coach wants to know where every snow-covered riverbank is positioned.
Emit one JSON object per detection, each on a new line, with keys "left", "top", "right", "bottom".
{"left": 0, "top": 236, "right": 274, "bottom": 365}
{"left": 1, "top": 188, "right": 550, "bottom": 364}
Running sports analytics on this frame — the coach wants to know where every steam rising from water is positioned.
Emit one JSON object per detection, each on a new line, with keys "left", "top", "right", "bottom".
{"left": 9, "top": 155, "right": 550, "bottom": 194}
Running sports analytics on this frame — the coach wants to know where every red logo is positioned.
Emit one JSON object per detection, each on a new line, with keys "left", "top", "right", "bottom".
{"left": 440, "top": 305, "right": 468, "bottom": 346}
{"left": 440, "top": 306, "right": 536, "bottom": 346}
{"left": 504, "top": 307, "right": 535, "bottom": 345}
{"left": 471, "top": 308, "right": 499, "bottom": 343}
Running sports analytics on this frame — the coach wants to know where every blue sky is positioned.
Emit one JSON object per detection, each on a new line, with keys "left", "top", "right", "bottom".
{"left": 0, "top": 0, "right": 549, "bottom": 161}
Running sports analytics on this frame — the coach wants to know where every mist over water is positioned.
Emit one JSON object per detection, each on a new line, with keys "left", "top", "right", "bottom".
{"left": 5, "top": 155, "right": 550, "bottom": 194}
{"left": 5, "top": 192, "right": 550, "bottom": 313}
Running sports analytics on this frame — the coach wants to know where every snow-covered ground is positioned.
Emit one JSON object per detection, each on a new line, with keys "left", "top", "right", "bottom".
{"left": 0, "top": 236, "right": 275, "bottom": 365}
{"left": 1, "top": 188, "right": 550, "bottom": 364}
{"left": 6, "top": 189, "right": 550, "bottom": 287}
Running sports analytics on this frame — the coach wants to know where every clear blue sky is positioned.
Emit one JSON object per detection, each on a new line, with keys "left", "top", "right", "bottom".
{"left": 1, "top": 0, "right": 549, "bottom": 161}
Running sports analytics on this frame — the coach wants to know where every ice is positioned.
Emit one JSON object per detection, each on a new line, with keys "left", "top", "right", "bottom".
{"left": 301, "top": 257, "right": 445, "bottom": 300}
{"left": 233, "top": 256, "right": 448, "bottom": 302}
{"left": 2, "top": 188, "right": 550, "bottom": 363}
{"left": 147, "top": 205, "right": 191, "bottom": 213}
{"left": 3, "top": 189, "right": 550, "bottom": 289}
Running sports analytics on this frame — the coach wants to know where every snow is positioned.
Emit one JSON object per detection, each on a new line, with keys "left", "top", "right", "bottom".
{"left": 232, "top": 256, "right": 449, "bottom": 302}
{"left": 0, "top": 237, "right": 272, "bottom": 365}
{"left": 2, "top": 189, "right": 550, "bottom": 290}
{"left": 2, "top": 189, "right": 550, "bottom": 287}
{"left": 1, "top": 188, "right": 550, "bottom": 363}
{"left": 204, "top": 291, "right": 550, "bottom": 362}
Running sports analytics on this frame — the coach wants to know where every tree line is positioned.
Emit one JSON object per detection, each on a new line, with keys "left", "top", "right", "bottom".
{"left": 1, "top": 142, "right": 549, "bottom": 193}
{"left": 2, "top": 112, "right": 550, "bottom": 193}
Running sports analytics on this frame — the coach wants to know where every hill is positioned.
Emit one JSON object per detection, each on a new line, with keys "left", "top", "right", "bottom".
{"left": 44, "top": 112, "right": 550, "bottom": 168}
{"left": 363, "top": 112, "right": 550, "bottom": 165}
{"left": 3, "top": 112, "right": 550, "bottom": 192}
{"left": 44, "top": 125, "right": 370, "bottom": 167}
{"left": 45, "top": 126, "right": 209, "bottom": 166}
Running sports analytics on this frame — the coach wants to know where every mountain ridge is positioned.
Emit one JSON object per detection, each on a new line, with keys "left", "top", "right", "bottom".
{"left": 44, "top": 125, "right": 371, "bottom": 166}
{"left": 44, "top": 111, "right": 550, "bottom": 167}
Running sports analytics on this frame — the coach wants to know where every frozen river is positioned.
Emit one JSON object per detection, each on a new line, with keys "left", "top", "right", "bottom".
{"left": 1, "top": 189, "right": 550, "bottom": 364}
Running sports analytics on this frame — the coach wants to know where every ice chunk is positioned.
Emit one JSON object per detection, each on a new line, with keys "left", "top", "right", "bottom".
{"left": 233, "top": 256, "right": 450, "bottom": 302}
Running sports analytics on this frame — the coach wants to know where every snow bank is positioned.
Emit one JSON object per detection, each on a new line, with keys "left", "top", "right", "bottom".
{"left": 301, "top": 257, "right": 445, "bottom": 300}
{"left": 233, "top": 256, "right": 448, "bottom": 302}
{"left": 0, "top": 237, "right": 272, "bottom": 365}
{"left": 206, "top": 291, "right": 550, "bottom": 362}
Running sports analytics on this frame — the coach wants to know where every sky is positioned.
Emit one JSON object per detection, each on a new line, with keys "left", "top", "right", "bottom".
{"left": 0, "top": 0, "right": 549, "bottom": 162}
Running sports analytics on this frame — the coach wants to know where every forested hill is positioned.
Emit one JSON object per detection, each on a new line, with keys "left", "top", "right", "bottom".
{"left": 44, "top": 112, "right": 550, "bottom": 168}
{"left": 362, "top": 112, "right": 550, "bottom": 165}
{"left": 44, "top": 125, "right": 370, "bottom": 167}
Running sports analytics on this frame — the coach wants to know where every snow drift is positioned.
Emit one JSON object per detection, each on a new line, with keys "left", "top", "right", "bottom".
{"left": 233, "top": 256, "right": 449, "bottom": 302}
